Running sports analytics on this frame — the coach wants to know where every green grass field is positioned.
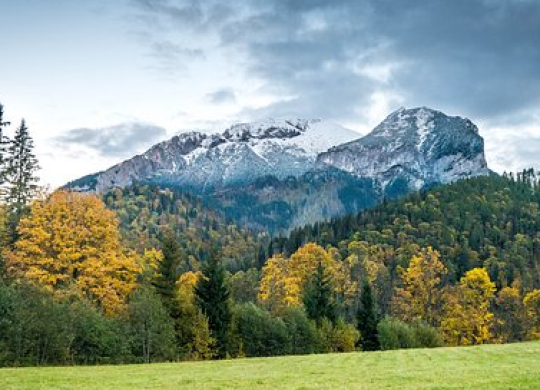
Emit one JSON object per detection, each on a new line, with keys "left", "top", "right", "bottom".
{"left": 1, "top": 342, "right": 540, "bottom": 390}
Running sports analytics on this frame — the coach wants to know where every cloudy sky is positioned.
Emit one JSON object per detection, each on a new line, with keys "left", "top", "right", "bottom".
{"left": 1, "top": 0, "right": 539, "bottom": 187}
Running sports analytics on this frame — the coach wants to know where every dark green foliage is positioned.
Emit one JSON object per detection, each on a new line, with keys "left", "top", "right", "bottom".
{"left": 303, "top": 261, "right": 336, "bottom": 326}
{"left": 0, "top": 103, "right": 10, "bottom": 187}
{"left": 0, "top": 282, "right": 134, "bottom": 367}
{"left": 357, "top": 281, "right": 380, "bottom": 351}
{"left": 69, "top": 301, "right": 131, "bottom": 365}
{"left": 195, "top": 254, "right": 232, "bottom": 358}
{"left": 232, "top": 303, "right": 290, "bottom": 357}
{"left": 127, "top": 287, "right": 176, "bottom": 363}
{"left": 377, "top": 317, "right": 443, "bottom": 351}
{"left": 4, "top": 119, "right": 39, "bottom": 240}
{"left": 154, "top": 232, "right": 185, "bottom": 310}
{"left": 280, "top": 308, "right": 320, "bottom": 355}
{"left": 229, "top": 268, "right": 260, "bottom": 304}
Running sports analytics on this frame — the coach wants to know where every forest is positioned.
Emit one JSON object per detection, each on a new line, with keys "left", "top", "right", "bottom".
{"left": 1, "top": 103, "right": 540, "bottom": 366}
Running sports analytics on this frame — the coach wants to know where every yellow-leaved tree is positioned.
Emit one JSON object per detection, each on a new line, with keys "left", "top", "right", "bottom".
{"left": 392, "top": 247, "right": 448, "bottom": 327}
{"left": 524, "top": 289, "right": 540, "bottom": 340}
{"left": 259, "top": 243, "right": 342, "bottom": 314}
{"left": 4, "top": 190, "right": 140, "bottom": 315}
{"left": 441, "top": 268, "right": 496, "bottom": 346}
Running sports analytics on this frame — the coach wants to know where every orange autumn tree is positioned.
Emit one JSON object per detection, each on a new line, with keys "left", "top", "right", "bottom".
{"left": 4, "top": 190, "right": 140, "bottom": 315}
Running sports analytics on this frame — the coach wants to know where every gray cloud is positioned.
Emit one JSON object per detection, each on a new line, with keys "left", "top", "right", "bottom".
{"left": 206, "top": 88, "right": 237, "bottom": 104}
{"left": 131, "top": 0, "right": 540, "bottom": 127}
{"left": 55, "top": 122, "right": 167, "bottom": 157}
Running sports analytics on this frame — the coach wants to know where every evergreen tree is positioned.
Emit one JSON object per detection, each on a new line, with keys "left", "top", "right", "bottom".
{"left": 302, "top": 261, "right": 336, "bottom": 326}
{"left": 154, "top": 231, "right": 184, "bottom": 311}
{"left": 5, "top": 119, "right": 39, "bottom": 237}
{"left": 194, "top": 253, "right": 232, "bottom": 358}
{"left": 356, "top": 281, "right": 380, "bottom": 351}
{"left": 0, "top": 104, "right": 10, "bottom": 192}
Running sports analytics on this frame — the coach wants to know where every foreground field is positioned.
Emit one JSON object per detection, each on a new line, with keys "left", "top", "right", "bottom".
{"left": 1, "top": 342, "right": 540, "bottom": 390}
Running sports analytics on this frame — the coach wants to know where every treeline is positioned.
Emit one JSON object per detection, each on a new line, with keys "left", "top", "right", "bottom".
{"left": 273, "top": 172, "right": 540, "bottom": 290}
{"left": 2, "top": 101, "right": 540, "bottom": 366}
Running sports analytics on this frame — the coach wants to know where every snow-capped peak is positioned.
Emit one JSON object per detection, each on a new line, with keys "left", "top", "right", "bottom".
{"left": 84, "top": 118, "right": 361, "bottom": 194}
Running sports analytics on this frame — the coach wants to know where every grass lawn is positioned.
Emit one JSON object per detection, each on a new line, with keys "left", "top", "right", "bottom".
{"left": 1, "top": 342, "right": 539, "bottom": 389}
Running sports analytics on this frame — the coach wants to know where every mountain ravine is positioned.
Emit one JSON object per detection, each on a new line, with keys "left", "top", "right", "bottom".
{"left": 66, "top": 107, "right": 490, "bottom": 232}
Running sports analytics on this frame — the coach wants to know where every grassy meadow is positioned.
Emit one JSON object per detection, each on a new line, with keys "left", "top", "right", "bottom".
{"left": 1, "top": 341, "right": 539, "bottom": 390}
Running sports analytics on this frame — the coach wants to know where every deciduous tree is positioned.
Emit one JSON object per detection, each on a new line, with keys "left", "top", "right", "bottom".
{"left": 4, "top": 191, "right": 140, "bottom": 315}
{"left": 393, "top": 247, "right": 448, "bottom": 327}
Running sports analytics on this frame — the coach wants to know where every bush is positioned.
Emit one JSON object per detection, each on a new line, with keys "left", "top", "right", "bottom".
{"left": 232, "top": 303, "right": 290, "bottom": 357}
{"left": 411, "top": 321, "right": 444, "bottom": 348}
{"left": 318, "top": 318, "right": 360, "bottom": 353}
{"left": 281, "top": 308, "right": 319, "bottom": 355}
{"left": 70, "top": 302, "right": 132, "bottom": 364}
{"left": 378, "top": 317, "right": 444, "bottom": 350}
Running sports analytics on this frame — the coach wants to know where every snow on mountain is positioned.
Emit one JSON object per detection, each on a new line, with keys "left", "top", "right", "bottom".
{"left": 79, "top": 119, "right": 361, "bottom": 194}
{"left": 319, "top": 107, "right": 490, "bottom": 190}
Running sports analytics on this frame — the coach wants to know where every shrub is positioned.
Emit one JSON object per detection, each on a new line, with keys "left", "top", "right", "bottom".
{"left": 233, "top": 303, "right": 290, "bottom": 357}
{"left": 378, "top": 317, "right": 444, "bottom": 350}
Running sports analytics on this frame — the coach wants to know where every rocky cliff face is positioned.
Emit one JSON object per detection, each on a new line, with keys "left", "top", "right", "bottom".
{"left": 319, "top": 107, "right": 489, "bottom": 192}
{"left": 66, "top": 107, "right": 490, "bottom": 232}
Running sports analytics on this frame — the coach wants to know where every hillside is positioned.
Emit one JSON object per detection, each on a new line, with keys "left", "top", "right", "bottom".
{"left": 273, "top": 171, "right": 540, "bottom": 291}
{"left": 2, "top": 342, "right": 539, "bottom": 390}
{"left": 102, "top": 185, "right": 267, "bottom": 271}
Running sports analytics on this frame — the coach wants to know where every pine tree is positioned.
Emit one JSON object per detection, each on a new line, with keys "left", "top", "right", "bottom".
{"left": 5, "top": 119, "right": 39, "bottom": 237}
{"left": 0, "top": 104, "right": 10, "bottom": 190}
{"left": 302, "top": 260, "right": 336, "bottom": 326}
{"left": 357, "top": 281, "right": 380, "bottom": 351}
{"left": 154, "top": 231, "right": 184, "bottom": 311}
{"left": 194, "top": 253, "right": 232, "bottom": 358}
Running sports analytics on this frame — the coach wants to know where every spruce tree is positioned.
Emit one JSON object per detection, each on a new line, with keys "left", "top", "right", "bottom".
{"left": 194, "top": 253, "right": 231, "bottom": 358}
{"left": 302, "top": 261, "right": 336, "bottom": 326}
{"left": 5, "top": 119, "right": 39, "bottom": 232}
{"left": 357, "top": 281, "right": 380, "bottom": 351}
{"left": 154, "top": 231, "right": 184, "bottom": 311}
{"left": 0, "top": 104, "right": 10, "bottom": 190}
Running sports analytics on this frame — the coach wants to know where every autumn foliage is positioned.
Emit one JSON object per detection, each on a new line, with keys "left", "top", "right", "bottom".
{"left": 4, "top": 190, "right": 140, "bottom": 315}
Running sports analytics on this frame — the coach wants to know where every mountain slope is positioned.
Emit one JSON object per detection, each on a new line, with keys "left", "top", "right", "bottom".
{"left": 67, "top": 107, "right": 490, "bottom": 232}
{"left": 68, "top": 119, "right": 360, "bottom": 194}
{"left": 319, "top": 107, "right": 489, "bottom": 191}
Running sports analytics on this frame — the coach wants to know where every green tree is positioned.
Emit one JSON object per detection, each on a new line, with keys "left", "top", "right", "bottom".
{"left": 4, "top": 119, "right": 39, "bottom": 238}
{"left": 195, "top": 254, "right": 232, "bottom": 358}
{"left": 357, "top": 281, "right": 380, "bottom": 351}
{"left": 128, "top": 287, "right": 176, "bottom": 363}
{"left": 302, "top": 261, "right": 336, "bottom": 326}
{"left": 0, "top": 103, "right": 10, "bottom": 189}
{"left": 154, "top": 231, "right": 184, "bottom": 311}
{"left": 232, "top": 303, "right": 290, "bottom": 357}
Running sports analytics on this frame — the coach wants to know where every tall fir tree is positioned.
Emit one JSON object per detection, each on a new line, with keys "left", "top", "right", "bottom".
{"left": 154, "top": 231, "right": 184, "bottom": 311}
{"left": 0, "top": 104, "right": 10, "bottom": 190}
{"left": 302, "top": 260, "right": 336, "bottom": 326}
{"left": 194, "top": 253, "right": 232, "bottom": 358}
{"left": 357, "top": 281, "right": 380, "bottom": 351}
{"left": 5, "top": 119, "right": 39, "bottom": 238}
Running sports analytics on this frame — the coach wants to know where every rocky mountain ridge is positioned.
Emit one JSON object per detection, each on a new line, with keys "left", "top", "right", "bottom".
{"left": 66, "top": 107, "right": 490, "bottom": 232}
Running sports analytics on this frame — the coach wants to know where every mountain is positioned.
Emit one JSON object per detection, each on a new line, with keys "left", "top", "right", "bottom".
{"left": 67, "top": 107, "right": 490, "bottom": 232}
{"left": 319, "top": 107, "right": 490, "bottom": 192}
{"left": 68, "top": 119, "right": 360, "bottom": 194}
